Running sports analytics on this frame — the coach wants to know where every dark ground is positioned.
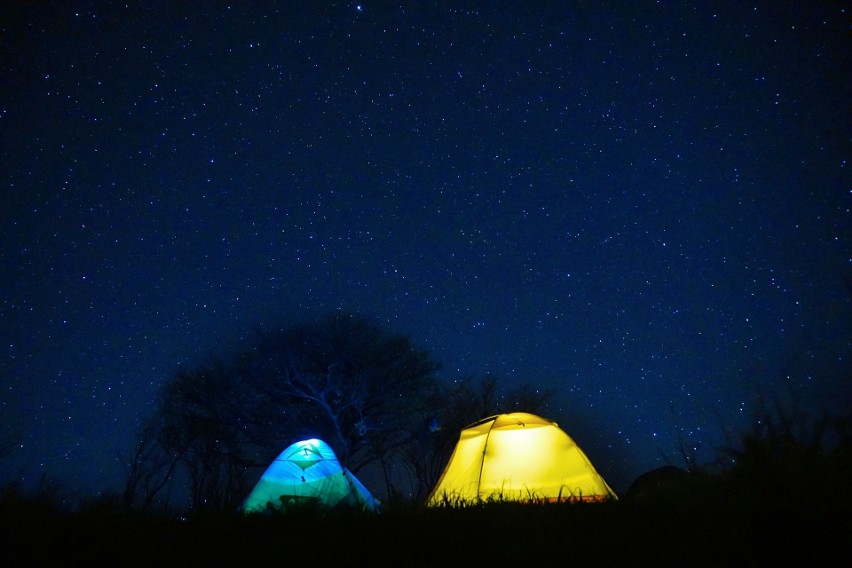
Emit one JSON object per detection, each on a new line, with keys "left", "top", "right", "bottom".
{"left": 2, "top": 480, "right": 849, "bottom": 567}
{"left": 5, "top": 411, "right": 852, "bottom": 566}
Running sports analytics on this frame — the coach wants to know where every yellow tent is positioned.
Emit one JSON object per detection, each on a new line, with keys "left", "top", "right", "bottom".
{"left": 426, "top": 412, "right": 617, "bottom": 505}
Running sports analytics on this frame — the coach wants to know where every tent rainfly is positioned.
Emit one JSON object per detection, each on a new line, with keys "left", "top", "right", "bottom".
{"left": 241, "top": 438, "right": 380, "bottom": 513}
{"left": 426, "top": 412, "right": 617, "bottom": 505}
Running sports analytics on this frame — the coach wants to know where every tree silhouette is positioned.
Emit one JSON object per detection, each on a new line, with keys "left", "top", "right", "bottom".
{"left": 240, "top": 312, "right": 441, "bottom": 471}
{"left": 155, "top": 362, "right": 267, "bottom": 510}
{"left": 147, "top": 312, "right": 440, "bottom": 510}
{"left": 120, "top": 414, "right": 181, "bottom": 512}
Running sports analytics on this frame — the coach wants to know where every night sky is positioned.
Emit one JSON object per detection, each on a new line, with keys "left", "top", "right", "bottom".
{"left": 1, "top": 2, "right": 849, "bottom": 499}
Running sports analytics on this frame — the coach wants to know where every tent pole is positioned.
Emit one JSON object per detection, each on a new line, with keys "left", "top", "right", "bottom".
{"left": 475, "top": 420, "right": 496, "bottom": 503}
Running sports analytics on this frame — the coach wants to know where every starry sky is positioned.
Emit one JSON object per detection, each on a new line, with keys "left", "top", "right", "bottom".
{"left": 1, "top": 1, "right": 849, "bottom": 499}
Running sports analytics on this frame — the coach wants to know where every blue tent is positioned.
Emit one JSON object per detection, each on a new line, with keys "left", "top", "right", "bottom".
{"left": 241, "top": 438, "right": 380, "bottom": 513}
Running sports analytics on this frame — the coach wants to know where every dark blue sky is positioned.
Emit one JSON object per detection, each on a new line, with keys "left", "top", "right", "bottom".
{"left": 1, "top": 1, "right": 849, "bottom": 497}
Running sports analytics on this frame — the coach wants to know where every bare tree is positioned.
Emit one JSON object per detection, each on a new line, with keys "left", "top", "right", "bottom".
{"left": 241, "top": 312, "right": 441, "bottom": 472}
{"left": 121, "top": 415, "right": 181, "bottom": 512}
{"left": 150, "top": 312, "right": 441, "bottom": 510}
{"left": 156, "top": 363, "right": 271, "bottom": 510}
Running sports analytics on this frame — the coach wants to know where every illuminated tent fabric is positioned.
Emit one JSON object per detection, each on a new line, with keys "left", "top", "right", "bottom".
{"left": 241, "top": 438, "right": 380, "bottom": 513}
{"left": 426, "top": 412, "right": 617, "bottom": 505}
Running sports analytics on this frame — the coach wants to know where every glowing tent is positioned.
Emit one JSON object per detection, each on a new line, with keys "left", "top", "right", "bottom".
{"left": 426, "top": 412, "right": 617, "bottom": 505}
{"left": 241, "top": 438, "right": 380, "bottom": 513}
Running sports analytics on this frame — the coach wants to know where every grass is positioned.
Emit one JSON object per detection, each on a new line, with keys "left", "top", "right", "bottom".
{"left": 2, "top": 478, "right": 849, "bottom": 567}
{"left": 3, "top": 406, "right": 850, "bottom": 566}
